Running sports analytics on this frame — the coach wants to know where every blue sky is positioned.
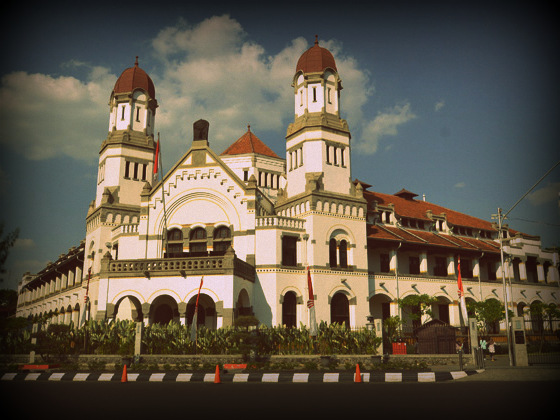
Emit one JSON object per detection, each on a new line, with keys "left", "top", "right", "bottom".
{"left": 1, "top": 2, "right": 559, "bottom": 290}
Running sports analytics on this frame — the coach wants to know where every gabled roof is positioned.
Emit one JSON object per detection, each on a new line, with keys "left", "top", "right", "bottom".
{"left": 221, "top": 125, "right": 280, "bottom": 159}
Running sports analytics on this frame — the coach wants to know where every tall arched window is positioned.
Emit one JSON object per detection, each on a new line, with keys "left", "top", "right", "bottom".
{"left": 282, "top": 291, "right": 297, "bottom": 328}
{"left": 213, "top": 226, "right": 231, "bottom": 254}
{"left": 339, "top": 240, "right": 348, "bottom": 268}
{"left": 329, "top": 238, "right": 337, "bottom": 268}
{"left": 189, "top": 227, "right": 207, "bottom": 255}
{"left": 331, "top": 292, "right": 350, "bottom": 327}
{"left": 167, "top": 228, "right": 183, "bottom": 258}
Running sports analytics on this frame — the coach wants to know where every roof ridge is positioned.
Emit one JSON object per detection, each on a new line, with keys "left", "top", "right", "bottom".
{"left": 221, "top": 127, "right": 280, "bottom": 159}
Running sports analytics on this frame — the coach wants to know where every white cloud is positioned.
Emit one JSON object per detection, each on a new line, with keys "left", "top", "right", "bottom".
{"left": 151, "top": 17, "right": 374, "bottom": 158}
{"left": 435, "top": 100, "right": 445, "bottom": 112}
{"left": 0, "top": 15, "right": 375, "bottom": 164}
{"left": 356, "top": 102, "right": 417, "bottom": 154}
{"left": 0, "top": 63, "right": 115, "bottom": 161}
{"left": 454, "top": 182, "right": 466, "bottom": 189}
{"left": 527, "top": 182, "right": 560, "bottom": 206}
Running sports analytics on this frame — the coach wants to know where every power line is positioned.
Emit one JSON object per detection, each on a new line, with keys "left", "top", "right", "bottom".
{"left": 509, "top": 217, "right": 560, "bottom": 228}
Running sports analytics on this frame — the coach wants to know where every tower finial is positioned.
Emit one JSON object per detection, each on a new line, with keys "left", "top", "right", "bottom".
{"left": 135, "top": 56, "right": 139, "bottom": 66}
{"left": 247, "top": 123, "right": 251, "bottom": 132}
{"left": 314, "top": 35, "right": 318, "bottom": 45}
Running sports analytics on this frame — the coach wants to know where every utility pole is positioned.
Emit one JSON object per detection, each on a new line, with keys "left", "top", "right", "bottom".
{"left": 492, "top": 158, "right": 560, "bottom": 367}
{"left": 494, "top": 207, "right": 513, "bottom": 366}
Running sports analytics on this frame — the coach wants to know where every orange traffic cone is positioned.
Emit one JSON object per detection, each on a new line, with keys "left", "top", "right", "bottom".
{"left": 121, "top": 363, "right": 128, "bottom": 383}
{"left": 214, "top": 365, "right": 221, "bottom": 384}
{"left": 354, "top": 363, "right": 362, "bottom": 383}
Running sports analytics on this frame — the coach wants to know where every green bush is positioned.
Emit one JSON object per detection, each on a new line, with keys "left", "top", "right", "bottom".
{"left": 7, "top": 319, "right": 382, "bottom": 357}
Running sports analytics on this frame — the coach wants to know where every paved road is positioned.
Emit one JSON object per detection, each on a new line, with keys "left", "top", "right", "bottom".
{"left": 2, "top": 380, "right": 556, "bottom": 417}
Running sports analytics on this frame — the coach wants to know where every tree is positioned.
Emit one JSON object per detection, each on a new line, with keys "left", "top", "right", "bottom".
{"left": 0, "top": 289, "right": 18, "bottom": 317}
{"left": 0, "top": 223, "right": 19, "bottom": 283}
{"left": 397, "top": 294, "right": 438, "bottom": 326}
{"left": 467, "top": 299, "right": 507, "bottom": 335}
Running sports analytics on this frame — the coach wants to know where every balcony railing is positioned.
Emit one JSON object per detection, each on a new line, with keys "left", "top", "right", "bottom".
{"left": 256, "top": 215, "right": 305, "bottom": 230}
{"left": 101, "top": 250, "right": 255, "bottom": 282}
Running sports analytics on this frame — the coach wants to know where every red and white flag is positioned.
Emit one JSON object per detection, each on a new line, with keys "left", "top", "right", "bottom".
{"left": 457, "top": 256, "right": 469, "bottom": 324}
{"left": 307, "top": 266, "right": 318, "bottom": 336}
{"left": 190, "top": 276, "right": 204, "bottom": 342}
{"left": 153, "top": 139, "right": 160, "bottom": 175}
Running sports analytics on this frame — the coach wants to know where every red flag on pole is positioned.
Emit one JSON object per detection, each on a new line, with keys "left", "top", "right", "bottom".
{"left": 307, "top": 266, "right": 314, "bottom": 308}
{"left": 153, "top": 139, "right": 160, "bottom": 174}
{"left": 190, "top": 276, "right": 204, "bottom": 342}
{"left": 457, "top": 256, "right": 468, "bottom": 324}
{"left": 307, "top": 266, "right": 318, "bottom": 336}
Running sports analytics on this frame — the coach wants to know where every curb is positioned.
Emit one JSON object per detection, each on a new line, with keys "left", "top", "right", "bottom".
{"left": 1, "top": 370, "right": 483, "bottom": 383}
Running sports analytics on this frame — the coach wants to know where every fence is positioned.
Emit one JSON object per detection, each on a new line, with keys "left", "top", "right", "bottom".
{"left": 524, "top": 318, "right": 560, "bottom": 365}
{"left": 383, "top": 323, "right": 468, "bottom": 355}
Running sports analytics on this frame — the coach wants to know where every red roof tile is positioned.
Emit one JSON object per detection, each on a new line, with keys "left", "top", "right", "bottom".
{"left": 296, "top": 36, "right": 337, "bottom": 74}
{"left": 113, "top": 57, "right": 155, "bottom": 98}
{"left": 364, "top": 190, "right": 495, "bottom": 231}
{"left": 221, "top": 126, "right": 280, "bottom": 159}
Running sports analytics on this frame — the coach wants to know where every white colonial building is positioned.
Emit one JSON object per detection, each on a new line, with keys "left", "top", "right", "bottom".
{"left": 16, "top": 39, "right": 560, "bottom": 331}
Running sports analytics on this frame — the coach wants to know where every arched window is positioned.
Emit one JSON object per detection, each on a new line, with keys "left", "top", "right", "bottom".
{"left": 166, "top": 228, "right": 183, "bottom": 258}
{"left": 331, "top": 293, "right": 350, "bottom": 327}
{"left": 339, "top": 240, "right": 348, "bottom": 268}
{"left": 329, "top": 238, "right": 337, "bottom": 268}
{"left": 189, "top": 227, "right": 207, "bottom": 255}
{"left": 213, "top": 226, "right": 231, "bottom": 254}
{"left": 282, "top": 292, "right": 297, "bottom": 328}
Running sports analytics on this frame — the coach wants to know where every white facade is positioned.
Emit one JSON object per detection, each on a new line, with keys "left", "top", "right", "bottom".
{"left": 17, "top": 42, "right": 560, "bottom": 332}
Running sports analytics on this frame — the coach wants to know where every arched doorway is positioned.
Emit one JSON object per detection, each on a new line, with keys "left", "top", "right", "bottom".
{"left": 114, "top": 296, "right": 143, "bottom": 322}
{"left": 282, "top": 291, "right": 297, "bottom": 327}
{"left": 151, "top": 295, "right": 178, "bottom": 325}
{"left": 331, "top": 292, "right": 350, "bottom": 327}
{"left": 369, "top": 293, "right": 393, "bottom": 321}
{"left": 186, "top": 293, "right": 217, "bottom": 329}
{"left": 434, "top": 296, "right": 451, "bottom": 324}
{"left": 236, "top": 289, "right": 252, "bottom": 318}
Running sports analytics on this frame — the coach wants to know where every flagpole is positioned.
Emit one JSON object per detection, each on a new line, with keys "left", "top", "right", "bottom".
{"left": 307, "top": 266, "right": 318, "bottom": 339}
{"left": 156, "top": 133, "right": 169, "bottom": 258}
{"left": 190, "top": 276, "right": 204, "bottom": 347}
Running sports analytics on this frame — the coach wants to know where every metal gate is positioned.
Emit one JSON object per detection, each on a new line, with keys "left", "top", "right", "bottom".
{"left": 524, "top": 318, "right": 560, "bottom": 365}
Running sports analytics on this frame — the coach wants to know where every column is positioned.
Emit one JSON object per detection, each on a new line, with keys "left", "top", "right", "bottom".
{"left": 518, "top": 258, "right": 527, "bottom": 281}
{"left": 390, "top": 249, "right": 398, "bottom": 273}
{"left": 537, "top": 263, "right": 545, "bottom": 283}
{"left": 420, "top": 251, "right": 428, "bottom": 274}
{"left": 473, "top": 258, "right": 480, "bottom": 279}
{"left": 447, "top": 255, "right": 455, "bottom": 276}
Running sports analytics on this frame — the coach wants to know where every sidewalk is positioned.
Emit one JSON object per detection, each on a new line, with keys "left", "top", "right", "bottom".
{"left": 3, "top": 355, "right": 559, "bottom": 383}
{"left": 431, "top": 354, "right": 560, "bottom": 382}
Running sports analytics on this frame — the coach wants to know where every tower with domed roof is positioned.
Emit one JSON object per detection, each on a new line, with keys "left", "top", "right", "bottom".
{"left": 86, "top": 58, "right": 158, "bottom": 274}
{"left": 285, "top": 36, "right": 352, "bottom": 197}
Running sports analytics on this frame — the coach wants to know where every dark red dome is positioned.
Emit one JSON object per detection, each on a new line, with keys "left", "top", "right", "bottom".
{"left": 296, "top": 36, "right": 337, "bottom": 74}
{"left": 113, "top": 57, "right": 155, "bottom": 98}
